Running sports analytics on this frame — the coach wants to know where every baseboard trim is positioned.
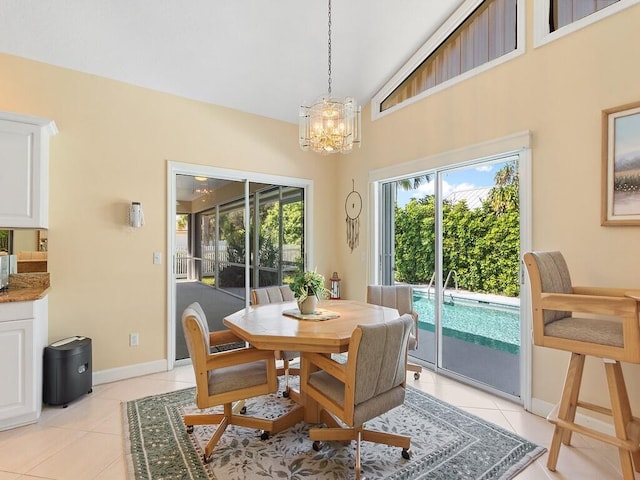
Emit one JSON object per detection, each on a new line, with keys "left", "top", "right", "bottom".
{"left": 93, "top": 359, "right": 168, "bottom": 386}
{"left": 530, "top": 397, "right": 615, "bottom": 437}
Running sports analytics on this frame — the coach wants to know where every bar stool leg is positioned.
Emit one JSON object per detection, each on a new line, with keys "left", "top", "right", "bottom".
{"left": 604, "top": 360, "right": 636, "bottom": 480}
{"left": 548, "top": 353, "right": 585, "bottom": 471}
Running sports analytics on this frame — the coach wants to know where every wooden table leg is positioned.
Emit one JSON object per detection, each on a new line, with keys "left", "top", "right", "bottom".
{"left": 300, "top": 353, "right": 321, "bottom": 423}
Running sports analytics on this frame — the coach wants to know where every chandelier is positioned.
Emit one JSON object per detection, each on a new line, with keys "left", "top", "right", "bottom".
{"left": 299, "top": 0, "right": 361, "bottom": 155}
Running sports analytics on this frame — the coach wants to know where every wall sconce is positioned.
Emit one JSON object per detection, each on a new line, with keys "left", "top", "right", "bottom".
{"left": 129, "top": 202, "right": 144, "bottom": 228}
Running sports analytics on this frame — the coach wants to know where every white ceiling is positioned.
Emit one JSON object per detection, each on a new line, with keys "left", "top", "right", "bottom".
{"left": 0, "top": 0, "right": 463, "bottom": 124}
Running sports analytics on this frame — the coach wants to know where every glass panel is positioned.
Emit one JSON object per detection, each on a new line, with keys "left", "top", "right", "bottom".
{"left": 253, "top": 186, "right": 304, "bottom": 290}
{"left": 175, "top": 215, "right": 189, "bottom": 280}
{"left": 380, "top": 182, "right": 395, "bottom": 285}
{"left": 200, "top": 213, "right": 216, "bottom": 286}
{"left": 257, "top": 189, "right": 280, "bottom": 271}
{"left": 218, "top": 200, "right": 247, "bottom": 298}
{"left": 392, "top": 175, "right": 437, "bottom": 365}
{"left": 439, "top": 159, "right": 521, "bottom": 396}
{"left": 281, "top": 187, "right": 304, "bottom": 284}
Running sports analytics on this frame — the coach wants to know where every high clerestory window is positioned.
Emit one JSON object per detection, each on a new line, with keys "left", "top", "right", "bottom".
{"left": 373, "top": 0, "right": 523, "bottom": 119}
{"left": 551, "top": 0, "right": 620, "bottom": 31}
{"left": 534, "top": 0, "right": 638, "bottom": 47}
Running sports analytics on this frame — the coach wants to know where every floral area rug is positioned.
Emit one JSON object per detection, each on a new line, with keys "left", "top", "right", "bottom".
{"left": 123, "top": 379, "right": 544, "bottom": 480}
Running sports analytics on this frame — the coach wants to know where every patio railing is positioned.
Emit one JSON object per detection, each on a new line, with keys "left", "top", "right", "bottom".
{"left": 175, "top": 244, "right": 301, "bottom": 279}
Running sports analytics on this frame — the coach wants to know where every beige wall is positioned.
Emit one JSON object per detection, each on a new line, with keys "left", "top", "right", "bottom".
{"left": 336, "top": 1, "right": 640, "bottom": 411}
{"left": 0, "top": 53, "right": 339, "bottom": 372}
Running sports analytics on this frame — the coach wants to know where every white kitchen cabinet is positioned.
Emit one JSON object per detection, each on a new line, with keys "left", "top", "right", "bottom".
{"left": 0, "top": 111, "right": 57, "bottom": 229}
{"left": 0, "top": 296, "right": 48, "bottom": 431}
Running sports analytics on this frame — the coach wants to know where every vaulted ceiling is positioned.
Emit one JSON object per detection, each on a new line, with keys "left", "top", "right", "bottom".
{"left": 0, "top": 0, "right": 463, "bottom": 123}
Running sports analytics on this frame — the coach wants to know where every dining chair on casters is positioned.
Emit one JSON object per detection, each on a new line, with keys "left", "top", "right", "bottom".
{"left": 523, "top": 251, "right": 640, "bottom": 480}
{"left": 251, "top": 285, "right": 299, "bottom": 398}
{"left": 367, "top": 285, "right": 422, "bottom": 380}
{"left": 301, "top": 314, "right": 414, "bottom": 480}
{"left": 181, "top": 302, "right": 301, "bottom": 463}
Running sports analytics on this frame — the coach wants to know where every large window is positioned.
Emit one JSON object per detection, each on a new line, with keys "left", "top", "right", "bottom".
{"left": 376, "top": 0, "right": 521, "bottom": 116}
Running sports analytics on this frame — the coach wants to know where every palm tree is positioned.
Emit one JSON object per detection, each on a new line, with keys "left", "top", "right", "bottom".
{"left": 489, "top": 162, "right": 519, "bottom": 214}
{"left": 398, "top": 174, "right": 431, "bottom": 191}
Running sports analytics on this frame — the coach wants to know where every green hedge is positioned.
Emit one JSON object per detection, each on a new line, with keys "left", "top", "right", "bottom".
{"left": 395, "top": 164, "right": 520, "bottom": 297}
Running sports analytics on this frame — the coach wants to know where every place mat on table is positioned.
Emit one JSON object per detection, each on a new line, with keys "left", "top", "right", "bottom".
{"left": 282, "top": 308, "right": 340, "bottom": 321}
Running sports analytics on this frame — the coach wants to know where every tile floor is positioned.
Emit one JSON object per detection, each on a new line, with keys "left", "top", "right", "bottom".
{"left": 0, "top": 366, "right": 625, "bottom": 479}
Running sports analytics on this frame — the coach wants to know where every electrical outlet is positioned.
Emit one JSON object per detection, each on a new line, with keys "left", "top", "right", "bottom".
{"left": 129, "top": 332, "right": 139, "bottom": 347}
{"left": 153, "top": 252, "right": 162, "bottom": 265}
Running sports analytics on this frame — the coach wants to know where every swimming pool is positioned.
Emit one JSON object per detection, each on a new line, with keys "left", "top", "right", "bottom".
{"left": 413, "top": 293, "right": 520, "bottom": 354}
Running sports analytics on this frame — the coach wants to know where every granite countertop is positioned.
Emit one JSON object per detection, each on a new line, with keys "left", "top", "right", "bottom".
{"left": 0, "top": 273, "right": 50, "bottom": 303}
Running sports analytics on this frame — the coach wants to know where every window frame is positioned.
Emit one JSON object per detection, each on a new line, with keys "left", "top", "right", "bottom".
{"left": 534, "top": 0, "right": 640, "bottom": 48}
{"left": 371, "top": 0, "right": 525, "bottom": 122}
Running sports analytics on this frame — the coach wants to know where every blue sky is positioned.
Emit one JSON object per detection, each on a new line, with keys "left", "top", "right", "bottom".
{"left": 396, "top": 161, "right": 506, "bottom": 207}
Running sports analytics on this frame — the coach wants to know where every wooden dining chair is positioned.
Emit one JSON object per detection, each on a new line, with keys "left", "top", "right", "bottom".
{"left": 251, "top": 285, "right": 299, "bottom": 398}
{"left": 523, "top": 251, "right": 640, "bottom": 479}
{"left": 301, "top": 314, "right": 414, "bottom": 479}
{"left": 181, "top": 302, "right": 302, "bottom": 462}
{"left": 367, "top": 285, "right": 422, "bottom": 379}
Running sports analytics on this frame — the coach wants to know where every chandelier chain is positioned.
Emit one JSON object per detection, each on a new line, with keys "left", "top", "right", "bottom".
{"left": 327, "top": 0, "right": 332, "bottom": 95}
{"left": 298, "top": 0, "right": 361, "bottom": 155}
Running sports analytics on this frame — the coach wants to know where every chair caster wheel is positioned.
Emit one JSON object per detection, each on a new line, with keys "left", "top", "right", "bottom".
{"left": 282, "top": 390, "right": 289, "bottom": 398}
{"left": 414, "top": 372, "right": 420, "bottom": 380}
{"left": 240, "top": 406, "right": 247, "bottom": 414}
{"left": 88, "top": 388, "right": 93, "bottom": 394}
{"left": 260, "top": 431, "right": 269, "bottom": 440}
{"left": 186, "top": 425, "right": 194, "bottom": 434}
{"left": 203, "top": 453, "right": 212, "bottom": 463}
{"left": 402, "top": 448, "right": 411, "bottom": 460}
{"left": 312, "top": 441, "right": 322, "bottom": 451}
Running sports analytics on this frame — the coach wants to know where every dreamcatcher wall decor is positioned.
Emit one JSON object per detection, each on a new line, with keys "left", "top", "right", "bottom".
{"left": 345, "top": 179, "right": 362, "bottom": 253}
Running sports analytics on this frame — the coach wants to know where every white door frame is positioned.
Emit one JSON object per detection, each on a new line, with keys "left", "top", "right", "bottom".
{"left": 367, "top": 131, "right": 532, "bottom": 410}
{"left": 166, "top": 161, "right": 314, "bottom": 370}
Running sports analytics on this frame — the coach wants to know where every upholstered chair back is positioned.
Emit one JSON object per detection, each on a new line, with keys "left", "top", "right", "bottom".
{"left": 252, "top": 285, "right": 295, "bottom": 305}
{"left": 351, "top": 314, "right": 413, "bottom": 426}
{"left": 181, "top": 302, "right": 212, "bottom": 406}
{"left": 367, "top": 285, "right": 419, "bottom": 353}
{"left": 528, "top": 251, "right": 572, "bottom": 325}
{"left": 182, "top": 302, "right": 210, "bottom": 354}
{"left": 366, "top": 285, "right": 413, "bottom": 316}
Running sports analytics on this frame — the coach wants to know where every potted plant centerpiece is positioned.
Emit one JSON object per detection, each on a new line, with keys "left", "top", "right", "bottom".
{"left": 291, "top": 269, "right": 330, "bottom": 314}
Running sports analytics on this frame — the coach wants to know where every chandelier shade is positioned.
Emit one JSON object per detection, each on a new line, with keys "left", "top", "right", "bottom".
{"left": 299, "top": 0, "right": 361, "bottom": 155}
{"left": 299, "top": 95, "right": 360, "bottom": 154}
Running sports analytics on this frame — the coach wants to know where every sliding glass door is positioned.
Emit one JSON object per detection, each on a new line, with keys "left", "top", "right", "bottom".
{"left": 171, "top": 171, "right": 308, "bottom": 364}
{"left": 379, "top": 156, "right": 522, "bottom": 398}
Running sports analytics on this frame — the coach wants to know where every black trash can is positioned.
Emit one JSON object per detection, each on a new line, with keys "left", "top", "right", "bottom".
{"left": 43, "top": 336, "right": 93, "bottom": 407}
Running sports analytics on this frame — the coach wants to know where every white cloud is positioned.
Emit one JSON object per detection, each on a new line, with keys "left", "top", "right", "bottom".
{"left": 475, "top": 165, "right": 493, "bottom": 172}
{"left": 410, "top": 180, "right": 478, "bottom": 199}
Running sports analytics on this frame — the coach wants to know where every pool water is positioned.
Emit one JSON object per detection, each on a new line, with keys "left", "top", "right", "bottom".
{"left": 413, "top": 294, "right": 520, "bottom": 354}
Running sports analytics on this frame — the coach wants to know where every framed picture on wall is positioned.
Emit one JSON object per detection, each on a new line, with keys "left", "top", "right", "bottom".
{"left": 602, "top": 101, "right": 640, "bottom": 226}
